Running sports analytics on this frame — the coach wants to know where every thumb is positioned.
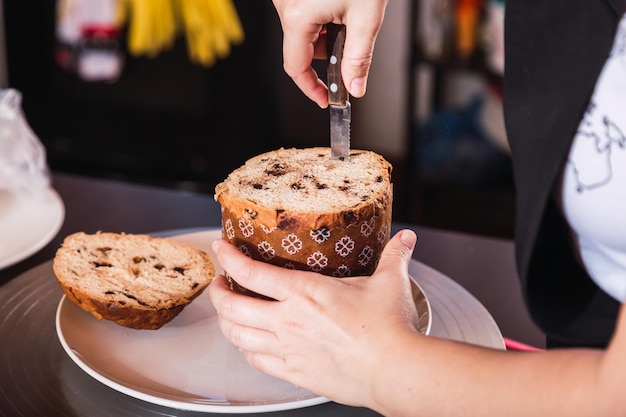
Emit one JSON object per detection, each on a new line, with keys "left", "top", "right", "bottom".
{"left": 374, "top": 229, "right": 417, "bottom": 277}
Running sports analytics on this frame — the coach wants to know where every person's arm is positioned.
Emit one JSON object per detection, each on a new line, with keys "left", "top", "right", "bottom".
{"left": 369, "top": 312, "right": 626, "bottom": 416}
{"left": 208, "top": 231, "right": 626, "bottom": 416}
{"left": 272, "top": 0, "right": 388, "bottom": 108}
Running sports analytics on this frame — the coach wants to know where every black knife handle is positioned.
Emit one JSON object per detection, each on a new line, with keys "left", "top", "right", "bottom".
{"left": 327, "top": 23, "right": 348, "bottom": 106}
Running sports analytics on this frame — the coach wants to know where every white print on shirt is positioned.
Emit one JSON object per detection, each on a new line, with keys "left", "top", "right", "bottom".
{"left": 567, "top": 17, "right": 626, "bottom": 194}
{"left": 568, "top": 104, "right": 626, "bottom": 192}
{"left": 560, "top": 12, "right": 626, "bottom": 302}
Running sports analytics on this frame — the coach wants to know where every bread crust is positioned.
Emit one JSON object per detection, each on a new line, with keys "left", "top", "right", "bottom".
{"left": 53, "top": 232, "right": 215, "bottom": 330}
{"left": 62, "top": 282, "right": 188, "bottom": 330}
{"left": 214, "top": 147, "right": 393, "bottom": 231}
{"left": 216, "top": 184, "right": 392, "bottom": 232}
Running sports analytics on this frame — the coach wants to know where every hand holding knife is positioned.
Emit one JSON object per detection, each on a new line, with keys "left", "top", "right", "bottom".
{"left": 327, "top": 23, "right": 351, "bottom": 161}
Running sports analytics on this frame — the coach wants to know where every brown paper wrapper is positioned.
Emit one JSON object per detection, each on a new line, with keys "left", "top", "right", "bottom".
{"left": 219, "top": 205, "right": 392, "bottom": 298}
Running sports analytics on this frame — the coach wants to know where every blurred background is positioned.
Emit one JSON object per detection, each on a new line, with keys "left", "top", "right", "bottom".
{"left": 0, "top": 0, "right": 514, "bottom": 239}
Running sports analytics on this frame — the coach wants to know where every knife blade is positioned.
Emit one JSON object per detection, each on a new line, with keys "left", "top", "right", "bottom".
{"left": 327, "top": 23, "right": 351, "bottom": 161}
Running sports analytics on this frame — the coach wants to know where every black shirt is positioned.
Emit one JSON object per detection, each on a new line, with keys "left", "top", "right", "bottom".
{"left": 504, "top": 0, "right": 626, "bottom": 347}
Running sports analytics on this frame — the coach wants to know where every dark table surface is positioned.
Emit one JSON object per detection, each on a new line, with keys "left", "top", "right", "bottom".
{"left": 0, "top": 173, "right": 545, "bottom": 417}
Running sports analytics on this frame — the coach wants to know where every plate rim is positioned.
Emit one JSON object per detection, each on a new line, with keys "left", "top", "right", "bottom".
{"left": 411, "top": 278, "right": 433, "bottom": 335}
{"left": 0, "top": 187, "right": 64, "bottom": 269}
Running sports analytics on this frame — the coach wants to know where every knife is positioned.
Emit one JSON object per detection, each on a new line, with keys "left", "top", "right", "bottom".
{"left": 327, "top": 23, "right": 351, "bottom": 161}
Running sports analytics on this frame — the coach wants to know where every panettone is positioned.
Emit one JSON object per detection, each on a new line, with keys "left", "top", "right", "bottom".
{"left": 214, "top": 147, "right": 393, "bottom": 294}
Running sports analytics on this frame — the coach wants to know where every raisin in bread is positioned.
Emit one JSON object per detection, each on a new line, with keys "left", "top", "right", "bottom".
{"left": 214, "top": 147, "right": 392, "bottom": 288}
{"left": 53, "top": 232, "right": 215, "bottom": 330}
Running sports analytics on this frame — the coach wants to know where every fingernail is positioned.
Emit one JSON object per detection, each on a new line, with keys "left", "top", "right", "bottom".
{"left": 212, "top": 239, "right": 221, "bottom": 253}
{"left": 350, "top": 77, "right": 366, "bottom": 97}
{"left": 399, "top": 230, "right": 417, "bottom": 248}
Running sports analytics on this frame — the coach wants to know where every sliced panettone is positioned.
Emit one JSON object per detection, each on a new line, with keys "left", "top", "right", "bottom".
{"left": 53, "top": 232, "right": 215, "bottom": 330}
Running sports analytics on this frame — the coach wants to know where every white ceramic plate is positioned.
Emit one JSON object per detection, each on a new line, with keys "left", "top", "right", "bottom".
{"left": 0, "top": 188, "right": 64, "bottom": 269}
{"left": 55, "top": 230, "right": 432, "bottom": 413}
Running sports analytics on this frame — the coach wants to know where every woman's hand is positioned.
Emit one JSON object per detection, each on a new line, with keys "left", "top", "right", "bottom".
{"left": 208, "top": 229, "right": 419, "bottom": 407}
{"left": 272, "top": 0, "right": 388, "bottom": 108}
{"left": 209, "top": 228, "right": 626, "bottom": 416}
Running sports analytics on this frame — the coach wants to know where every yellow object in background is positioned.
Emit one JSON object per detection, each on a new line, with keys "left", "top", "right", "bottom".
{"left": 177, "top": 0, "right": 244, "bottom": 66}
{"left": 118, "top": 0, "right": 244, "bottom": 67}
{"left": 121, "top": 0, "right": 177, "bottom": 58}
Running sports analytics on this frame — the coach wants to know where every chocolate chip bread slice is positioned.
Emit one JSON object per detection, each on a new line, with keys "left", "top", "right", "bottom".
{"left": 53, "top": 232, "right": 215, "bottom": 330}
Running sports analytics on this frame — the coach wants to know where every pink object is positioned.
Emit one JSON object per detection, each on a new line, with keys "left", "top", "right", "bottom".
{"left": 503, "top": 337, "right": 544, "bottom": 352}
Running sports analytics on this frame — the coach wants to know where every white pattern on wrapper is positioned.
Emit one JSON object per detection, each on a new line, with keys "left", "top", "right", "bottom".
{"left": 238, "top": 245, "right": 252, "bottom": 257}
{"left": 239, "top": 219, "right": 255, "bottom": 238}
{"left": 281, "top": 233, "right": 303, "bottom": 255}
{"left": 225, "top": 219, "right": 235, "bottom": 239}
{"left": 307, "top": 251, "right": 328, "bottom": 272}
{"left": 378, "top": 224, "right": 389, "bottom": 243}
{"left": 360, "top": 218, "right": 375, "bottom": 237}
{"left": 310, "top": 227, "right": 331, "bottom": 243}
{"left": 358, "top": 245, "right": 374, "bottom": 266}
{"left": 335, "top": 236, "right": 355, "bottom": 257}
{"left": 257, "top": 241, "right": 276, "bottom": 260}
{"left": 260, "top": 224, "right": 277, "bottom": 234}
{"left": 333, "top": 265, "right": 352, "bottom": 277}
